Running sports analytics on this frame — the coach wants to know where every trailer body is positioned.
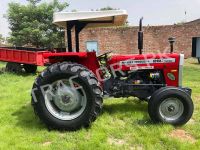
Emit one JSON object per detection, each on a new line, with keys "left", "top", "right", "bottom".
{"left": 0, "top": 47, "right": 45, "bottom": 66}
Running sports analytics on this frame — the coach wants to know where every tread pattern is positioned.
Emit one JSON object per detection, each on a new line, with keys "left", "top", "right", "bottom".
{"left": 31, "top": 62, "right": 103, "bottom": 130}
{"left": 148, "top": 87, "right": 194, "bottom": 125}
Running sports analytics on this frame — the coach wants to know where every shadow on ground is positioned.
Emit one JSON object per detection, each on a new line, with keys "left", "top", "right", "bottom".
{"left": 190, "top": 62, "right": 200, "bottom": 66}
{"left": 103, "top": 99, "right": 147, "bottom": 114}
{"left": 103, "top": 99, "right": 153, "bottom": 125}
{"left": 12, "top": 98, "right": 152, "bottom": 130}
{"left": 0, "top": 66, "right": 39, "bottom": 77}
{"left": 12, "top": 102, "right": 47, "bottom": 130}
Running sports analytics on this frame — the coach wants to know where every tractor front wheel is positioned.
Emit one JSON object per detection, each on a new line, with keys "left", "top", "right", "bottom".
{"left": 148, "top": 87, "right": 193, "bottom": 125}
{"left": 31, "top": 62, "right": 103, "bottom": 130}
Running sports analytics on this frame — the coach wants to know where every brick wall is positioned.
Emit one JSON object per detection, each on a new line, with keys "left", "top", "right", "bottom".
{"left": 67, "top": 19, "right": 200, "bottom": 58}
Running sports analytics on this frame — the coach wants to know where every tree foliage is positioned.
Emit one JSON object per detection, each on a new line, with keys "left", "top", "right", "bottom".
{"left": 0, "top": 34, "right": 4, "bottom": 45}
{"left": 98, "top": 6, "right": 129, "bottom": 26}
{"left": 27, "top": 0, "right": 41, "bottom": 5}
{"left": 0, "top": 34, "right": 4, "bottom": 41}
{"left": 99, "top": 6, "right": 118, "bottom": 11}
{"left": 7, "top": 0, "right": 68, "bottom": 48}
{"left": 0, "top": 34, "right": 11, "bottom": 46}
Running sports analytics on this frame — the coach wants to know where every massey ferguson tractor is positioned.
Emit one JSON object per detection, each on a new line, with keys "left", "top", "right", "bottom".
{"left": 0, "top": 10, "right": 194, "bottom": 131}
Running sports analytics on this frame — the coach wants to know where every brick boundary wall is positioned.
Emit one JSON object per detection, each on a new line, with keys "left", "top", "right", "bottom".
{"left": 67, "top": 19, "right": 200, "bottom": 58}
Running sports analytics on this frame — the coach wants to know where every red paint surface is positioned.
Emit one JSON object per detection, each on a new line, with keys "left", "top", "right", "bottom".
{"left": 0, "top": 47, "right": 180, "bottom": 87}
{"left": 108, "top": 53, "right": 180, "bottom": 86}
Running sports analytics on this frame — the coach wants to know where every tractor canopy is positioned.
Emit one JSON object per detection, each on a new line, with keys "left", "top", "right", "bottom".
{"left": 52, "top": 10, "right": 128, "bottom": 52}
{"left": 53, "top": 10, "right": 128, "bottom": 28}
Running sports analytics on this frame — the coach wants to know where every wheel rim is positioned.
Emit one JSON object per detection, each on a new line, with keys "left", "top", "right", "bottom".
{"left": 159, "top": 97, "right": 184, "bottom": 122}
{"left": 44, "top": 80, "right": 87, "bottom": 121}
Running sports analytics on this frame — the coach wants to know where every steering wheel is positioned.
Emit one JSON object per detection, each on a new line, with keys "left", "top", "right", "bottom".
{"left": 97, "top": 51, "right": 112, "bottom": 67}
{"left": 97, "top": 51, "right": 112, "bottom": 59}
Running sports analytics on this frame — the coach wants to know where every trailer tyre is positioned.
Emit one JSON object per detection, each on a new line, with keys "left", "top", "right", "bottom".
{"left": 23, "top": 64, "right": 37, "bottom": 73}
{"left": 31, "top": 62, "right": 103, "bottom": 130}
{"left": 6, "top": 62, "right": 22, "bottom": 73}
{"left": 148, "top": 87, "right": 193, "bottom": 125}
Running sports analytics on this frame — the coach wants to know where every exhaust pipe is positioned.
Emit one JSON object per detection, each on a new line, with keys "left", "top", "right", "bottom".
{"left": 168, "top": 37, "right": 176, "bottom": 53}
{"left": 138, "top": 17, "right": 144, "bottom": 54}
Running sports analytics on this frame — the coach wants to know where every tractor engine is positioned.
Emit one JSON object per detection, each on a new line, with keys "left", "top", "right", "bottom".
{"left": 103, "top": 52, "right": 183, "bottom": 100}
{"left": 104, "top": 70, "right": 165, "bottom": 99}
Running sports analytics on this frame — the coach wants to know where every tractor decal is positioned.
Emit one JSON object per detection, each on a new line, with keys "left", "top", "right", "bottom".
{"left": 120, "top": 58, "right": 176, "bottom": 65}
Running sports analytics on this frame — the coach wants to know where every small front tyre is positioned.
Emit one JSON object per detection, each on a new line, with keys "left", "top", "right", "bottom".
{"left": 148, "top": 87, "right": 193, "bottom": 125}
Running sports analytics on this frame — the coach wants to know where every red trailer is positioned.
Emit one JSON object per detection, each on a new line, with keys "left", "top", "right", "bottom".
{"left": 0, "top": 47, "right": 98, "bottom": 73}
{"left": 0, "top": 47, "right": 45, "bottom": 66}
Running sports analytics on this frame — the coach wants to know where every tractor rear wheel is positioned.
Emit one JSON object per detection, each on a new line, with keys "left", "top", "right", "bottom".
{"left": 6, "top": 62, "right": 22, "bottom": 73}
{"left": 31, "top": 62, "right": 103, "bottom": 130}
{"left": 23, "top": 64, "right": 37, "bottom": 73}
{"left": 148, "top": 87, "right": 193, "bottom": 125}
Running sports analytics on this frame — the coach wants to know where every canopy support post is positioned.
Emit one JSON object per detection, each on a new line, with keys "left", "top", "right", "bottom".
{"left": 66, "top": 20, "right": 113, "bottom": 53}
{"left": 75, "top": 22, "right": 87, "bottom": 52}
{"left": 66, "top": 21, "right": 75, "bottom": 52}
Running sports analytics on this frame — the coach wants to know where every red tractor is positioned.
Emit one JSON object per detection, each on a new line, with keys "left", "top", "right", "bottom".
{"left": 29, "top": 10, "right": 193, "bottom": 130}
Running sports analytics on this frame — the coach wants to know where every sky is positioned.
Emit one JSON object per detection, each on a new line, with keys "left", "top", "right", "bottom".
{"left": 1, "top": 0, "right": 200, "bottom": 37}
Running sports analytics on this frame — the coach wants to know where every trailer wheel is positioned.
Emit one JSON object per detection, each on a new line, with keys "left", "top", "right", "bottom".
{"left": 6, "top": 62, "right": 22, "bottom": 73}
{"left": 23, "top": 64, "right": 37, "bottom": 73}
{"left": 148, "top": 87, "right": 193, "bottom": 125}
{"left": 198, "top": 58, "right": 200, "bottom": 64}
{"left": 31, "top": 62, "right": 103, "bottom": 130}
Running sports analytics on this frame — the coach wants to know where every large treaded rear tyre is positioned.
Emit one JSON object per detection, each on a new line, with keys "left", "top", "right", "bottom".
{"left": 148, "top": 87, "right": 193, "bottom": 125}
{"left": 23, "top": 64, "right": 37, "bottom": 73}
{"left": 31, "top": 62, "right": 103, "bottom": 130}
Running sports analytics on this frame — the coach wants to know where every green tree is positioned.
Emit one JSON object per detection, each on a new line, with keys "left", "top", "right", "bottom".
{"left": 27, "top": 0, "right": 41, "bottom": 5}
{"left": 0, "top": 34, "right": 5, "bottom": 45}
{"left": 99, "top": 6, "right": 118, "bottom": 11}
{"left": 6, "top": 0, "right": 68, "bottom": 48}
{"left": 97, "top": 7, "right": 129, "bottom": 26}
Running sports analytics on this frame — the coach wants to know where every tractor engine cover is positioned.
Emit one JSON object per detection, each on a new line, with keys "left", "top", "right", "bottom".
{"left": 107, "top": 53, "right": 182, "bottom": 87}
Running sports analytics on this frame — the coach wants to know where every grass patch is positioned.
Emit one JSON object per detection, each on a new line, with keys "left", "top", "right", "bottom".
{"left": 0, "top": 59, "right": 200, "bottom": 149}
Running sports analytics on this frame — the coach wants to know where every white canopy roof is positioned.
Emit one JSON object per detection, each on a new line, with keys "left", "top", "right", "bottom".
{"left": 53, "top": 10, "right": 128, "bottom": 28}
